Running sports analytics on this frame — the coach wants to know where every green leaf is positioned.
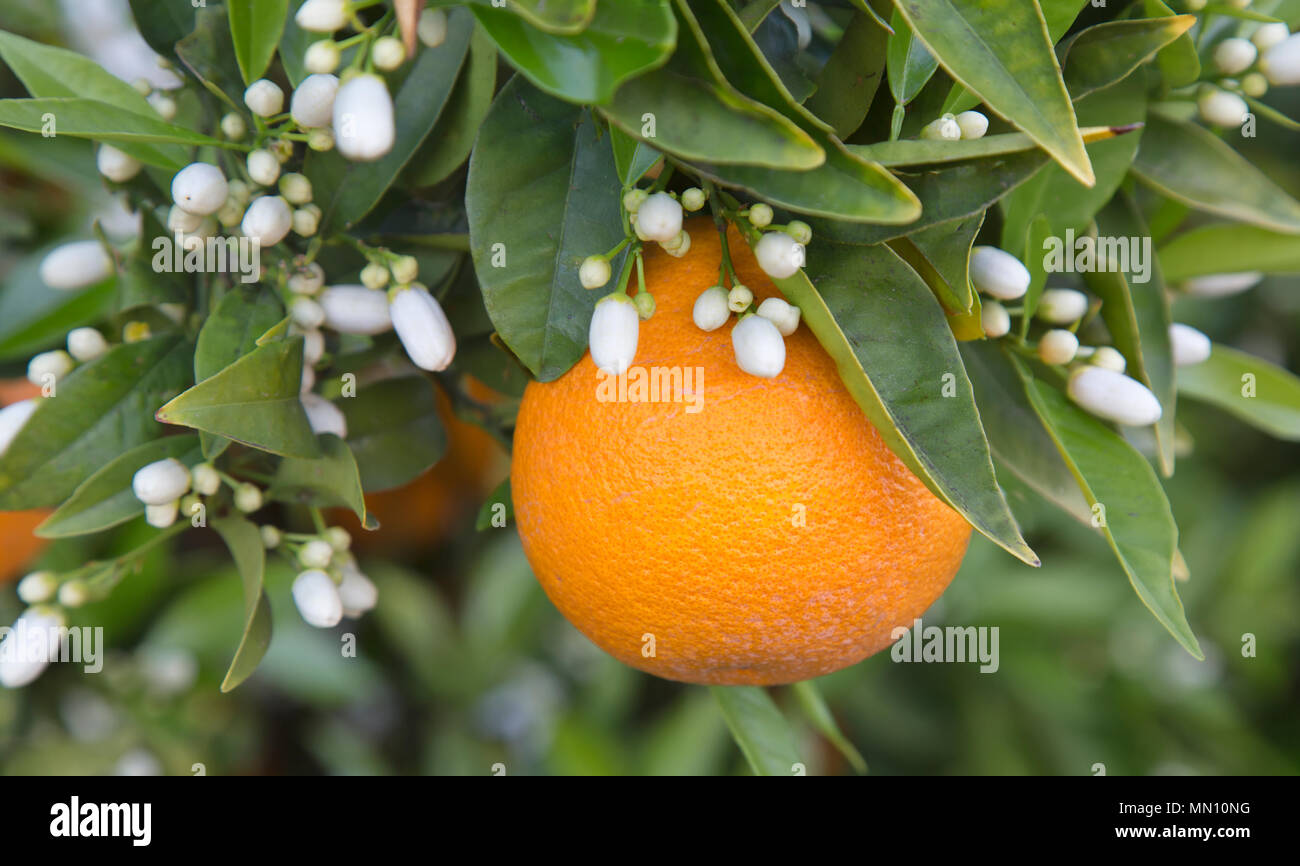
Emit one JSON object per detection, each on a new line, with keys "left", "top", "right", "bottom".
{"left": 710, "top": 686, "right": 803, "bottom": 776}
{"left": 36, "top": 435, "right": 202, "bottom": 538}
{"left": 887, "top": 8, "right": 938, "bottom": 108}
{"left": 156, "top": 338, "right": 320, "bottom": 458}
{"left": 749, "top": 5, "right": 816, "bottom": 103}
{"left": 1243, "top": 94, "right": 1300, "bottom": 131}
{"left": 791, "top": 681, "right": 867, "bottom": 774}
{"left": 452, "top": 0, "right": 597, "bottom": 34}
{"left": 1131, "top": 113, "right": 1300, "bottom": 233}
{"left": 894, "top": 0, "right": 1094, "bottom": 186}
{"left": 268, "top": 433, "right": 371, "bottom": 526}
{"left": 1059, "top": 15, "right": 1195, "bottom": 102}
{"left": 475, "top": 476, "right": 514, "bottom": 530}
{"left": 803, "top": 10, "right": 888, "bottom": 139}
{"left": 0, "top": 98, "right": 228, "bottom": 166}
{"left": 1144, "top": 0, "right": 1200, "bottom": 89}
{"left": 211, "top": 516, "right": 273, "bottom": 693}
{"left": 405, "top": 21, "right": 498, "bottom": 187}
{"left": 467, "top": 78, "right": 628, "bottom": 381}
{"left": 1177, "top": 345, "right": 1300, "bottom": 441}
{"left": 175, "top": 4, "right": 248, "bottom": 108}
{"left": 888, "top": 212, "right": 982, "bottom": 314}
{"left": 610, "top": 126, "right": 661, "bottom": 187}
{"left": 308, "top": 9, "right": 473, "bottom": 232}
{"left": 1159, "top": 223, "right": 1300, "bottom": 282}
{"left": 228, "top": 0, "right": 288, "bottom": 84}
{"left": 128, "top": 0, "right": 198, "bottom": 58}
{"left": 1020, "top": 214, "right": 1053, "bottom": 336}
{"left": 751, "top": 231, "right": 1037, "bottom": 565}
{"left": 0, "top": 336, "right": 193, "bottom": 509}
{"left": 339, "top": 377, "right": 447, "bottom": 492}
{"left": 0, "top": 247, "right": 117, "bottom": 362}
{"left": 1013, "top": 358, "right": 1201, "bottom": 659}
{"left": 472, "top": 0, "right": 675, "bottom": 104}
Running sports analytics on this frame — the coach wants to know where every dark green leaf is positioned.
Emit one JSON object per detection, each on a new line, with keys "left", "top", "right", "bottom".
{"left": 711, "top": 686, "right": 803, "bottom": 776}
{"left": 804, "top": 10, "right": 888, "bottom": 139}
{"left": 128, "top": 0, "right": 197, "bottom": 58}
{"left": 268, "top": 433, "right": 371, "bottom": 526}
{"left": 406, "top": 21, "right": 498, "bottom": 187}
{"left": 228, "top": 0, "right": 289, "bottom": 84}
{"left": 610, "top": 126, "right": 661, "bottom": 187}
{"left": 1059, "top": 15, "right": 1195, "bottom": 102}
{"left": 1177, "top": 345, "right": 1300, "bottom": 441}
{"left": 211, "top": 516, "right": 273, "bottom": 693}
{"left": 175, "top": 4, "right": 250, "bottom": 108}
{"left": 475, "top": 476, "right": 513, "bottom": 530}
{"left": 0, "top": 98, "right": 228, "bottom": 166}
{"left": 889, "top": 212, "right": 982, "bottom": 313}
{"left": 886, "top": 8, "right": 938, "bottom": 107}
{"left": 340, "top": 377, "right": 447, "bottom": 492}
{"left": 453, "top": 0, "right": 596, "bottom": 34}
{"left": 1144, "top": 0, "right": 1200, "bottom": 89}
{"left": 791, "top": 681, "right": 867, "bottom": 774}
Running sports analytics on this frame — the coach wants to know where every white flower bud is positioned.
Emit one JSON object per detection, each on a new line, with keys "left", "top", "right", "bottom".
{"left": 921, "top": 113, "right": 962, "bottom": 141}
{"left": 748, "top": 202, "right": 774, "bottom": 228}
{"left": 290, "top": 73, "right": 339, "bottom": 129}
{"left": 301, "top": 393, "right": 348, "bottom": 437}
{"left": 1037, "top": 329, "right": 1079, "bottom": 365}
{"left": 132, "top": 457, "right": 191, "bottom": 506}
{"left": 279, "top": 172, "right": 313, "bottom": 205}
{"left": 326, "top": 526, "right": 351, "bottom": 551}
{"left": 681, "top": 188, "right": 706, "bottom": 211}
{"left": 292, "top": 569, "right": 343, "bottom": 628}
{"left": 389, "top": 255, "right": 418, "bottom": 284}
{"left": 308, "top": 127, "right": 335, "bottom": 151}
{"left": 261, "top": 525, "right": 282, "bottom": 549}
{"left": 290, "top": 296, "right": 326, "bottom": 330}
{"left": 27, "top": 350, "right": 74, "bottom": 386}
{"left": 0, "top": 607, "right": 66, "bottom": 688}
{"left": 234, "top": 483, "right": 263, "bottom": 513}
{"left": 1198, "top": 87, "right": 1248, "bottom": 126}
{"left": 244, "top": 78, "right": 284, "bottom": 117}
{"left": 587, "top": 292, "right": 639, "bottom": 375}
{"left": 301, "top": 328, "right": 325, "bottom": 366}
{"left": 756, "top": 297, "right": 801, "bottom": 336}
{"left": 58, "top": 580, "right": 91, "bottom": 608}
{"left": 1089, "top": 345, "right": 1127, "bottom": 373}
{"left": 246, "top": 149, "right": 280, "bottom": 186}
{"left": 296, "top": 0, "right": 348, "bottom": 32}
{"left": 143, "top": 499, "right": 177, "bottom": 528}
{"left": 97, "top": 144, "right": 141, "bottom": 183}
{"left": 955, "top": 110, "right": 989, "bottom": 140}
{"left": 292, "top": 208, "right": 319, "bottom": 237}
{"left": 1252, "top": 23, "right": 1289, "bottom": 52}
{"left": 299, "top": 538, "right": 334, "bottom": 568}
{"left": 693, "top": 286, "right": 731, "bottom": 332}
{"left": 227, "top": 179, "right": 251, "bottom": 205}
{"left": 148, "top": 92, "right": 176, "bottom": 120}
{"left": 39, "top": 240, "right": 112, "bottom": 290}
{"left": 220, "top": 112, "right": 246, "bottom": 140}
{"left": 418, "top": 8, "right": 449, "bottom": 47}
{"left": 301, "top": 364, "right": 316, "bottom": 395}
{"left": 191, "top": 462, "right": 221, "bottom": 496}
{"left": 1214, "top": 38, "right": 1258, "bottom": 75}
{"left": 288, "top": 262, "right": 325, "bottom": 295}
{"left": 390, "top": 284, "right": 456, "bottom": 371}
{"left": 1068, "top": 366, "right": 1162, "bottom": 426}
{"left": 338, "top": 564, "right": 378, "bottom": 618}
{"left": 171, "top": 162, "right": 228, "bottom": 215}
{"left": 754, "top": 231, "right": 805, "bottom": 279}
{"left": 372, "top": 36, "right": 406, "bottom": 70}
{"left": 622, "top": 188, "right": 648, "bottom": 214}
{"left": 0, "top": 399, "right": 37, "bottom": 458}
{"left": 1242, "top": 72, "right": 1269, "bottom": 97}
{"left": 319, "top": 285, "right": 393, "bottom": 334}
{"left": 1169, "top": 323, "right": 1212, "bottom": 367}
{"left": 635, "top": 192, "right": 683, "bottom": 243}
{"left": 1036, "top": 288, "right": 1089, "bottom": 324}
{"left": 360, "top": 262, "right": 389, "bottom": 290}
{"left": 579, "top": 256, "right": 612, "bottom": 290}
{"left": 333, "top": 73, "right": 395, "bottom": 162}
{"left": 662, "top": 230, "right": 692, "bottom": 258}
{"left": 1181, "top": 271, "right": 1262, "bottom": 297}
{"left": 305, "top": 39, "right": 341, "bottom": 74}
{"left": 16, "top": 571, "right": 58, "bottom": 605}
{"left": 980, "top": 300, "right": 1011, "bottom": 338}
{"left": 241, "top": 195, "right": 293, "bottom": 247}
{"left": 725, "top": 285, "right": 752, "bottom": 313}
{"left": 1260, "top": 33, "right": 1300, "bottom": 85}
{"left": 969, "top": 245, "right": 1030, "bottom": 300}
{"left": 67, "top": 327, "right": 109, "bottom": 362}
{"left": 787, "top": 220, "right": 813, "bottom": 245}
{"left": 732, "top": 314, "right": 786, "bottom": 378}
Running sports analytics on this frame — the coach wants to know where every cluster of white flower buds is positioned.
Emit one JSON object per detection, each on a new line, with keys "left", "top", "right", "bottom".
{"left": 129, "top": 457, "right": 259, "bottom": 529}
{"left": 920, "top": 110, "right": 989, "bottom": 142}
{"left": 270, "top": 522, "right": 376, "bottom": 628}
{"left": 1196, "top": 20, "right": 1299, "bottom": 126}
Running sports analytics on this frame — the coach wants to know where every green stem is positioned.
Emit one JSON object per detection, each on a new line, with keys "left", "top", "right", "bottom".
{"left": 635, "top": 250, "right": 647, "bottom": 295}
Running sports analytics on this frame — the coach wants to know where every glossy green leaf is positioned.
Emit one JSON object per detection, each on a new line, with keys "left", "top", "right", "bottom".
{"left": 475, "top": 477, "right": 514, "bottom": 530}
{"left": 1158, "top": 223, "right": 1300, "bottom": 282}
{"left": 0, "top": 246, "right": 117, "bottom": 361}
{"left": 451, "top": 0, "right": 596, "bottom": 34}
{"left": 309, "top": 9, "right": 473, "bottom": 232}
{"left": 610, "top": 126, "right": 661, "bottom": 187}
{"left": 340, "top": 376, "right": 447, "bottom": 492}
{"left": 711, "top": 686, "right": 803, "bottom": 776}
{"left": 0, "top": 336, "right": 192, "bottom": 509}
{"left": 175, "top": 4, "right": 250, "bottom": 108}
{"left": 1013, "top": 358, "right": 1201, "bottom": 659}
{"left": 1178, "top": 345, "right": 1300, "bottom": 441}
{"left": 211, "top": 516, "right": 273, "bottom": 693}
{"left": 128, "top": 0, "right": 198, "bottom": 58}
{"left": 887, "top": 8, "right": 938, "bottom": 108}
{"left": 36, "top": 435, "right": 202, "bottom": 538}
{"left": 1059, "top": 15, "right": 1195, "bottom": 102}
{"left": 467, "top": 78, "right": 628, "bottom": 381}
{"left": 156, "top": 338, "right": 320, "bottom": 458}
{"left": 472, "top": 0, "right": 675, "bottom": 104}
{"left": 268, "top": 433, "right": 370, "bottom": 526}
{"left": 406, "top": 22, "right": 498, "bottom": 188}
{"left": 791, "top": 681, "right": 867, "bottom": 774}
{"left": 898, "top": 212, "right": 982, "bottom": 313}
{"left": 852, "top": 130, "right": 1057, "bottom": 168}
{"left": 738, "top": 0, "right": 782, "bottom": 32}
{"left": 750, "top": 230, "right": 1037, "bottom": 565}
{"left": 894, "top": 0, "right": 1093, "bottom": 186}
{"left": 228, "top": 0, "right": 288, "bottom": 84}
{"left": 1131, "top": 113, "right": 1300, "bottom": 233}
{"left": 1144, "top": 0, "right": 1200, "bottom": 89}
{"left": 804, "top": 10, "right": 888, "bottom": 139}
{"left": 749, "top": 4, "right": 816, "bottom": 102}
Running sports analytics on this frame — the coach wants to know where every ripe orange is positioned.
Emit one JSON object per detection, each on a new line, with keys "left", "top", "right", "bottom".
{"left": 0, "top": 379, "right": 49, "bottom": 584}
{"left": 511, "top": 218, "right": 972, "bottom": 685}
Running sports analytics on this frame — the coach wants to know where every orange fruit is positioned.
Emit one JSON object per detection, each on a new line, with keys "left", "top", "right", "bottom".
{"left": 0, "top": 379, "right": 49, "bottom": 583}
{"left": 511, "top": 218, "right": 972, "bottom": 685}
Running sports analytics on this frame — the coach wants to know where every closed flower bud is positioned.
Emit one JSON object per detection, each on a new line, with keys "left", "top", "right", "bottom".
{"left": 622, "top": 188, "right": 648, "bottom": 214}
{"left": 172, "top": 162, "right": 228, "bottom": 215}
{"left": 191, "top": 462, "right": 221, "bottom": 496}
{"left": 261, "top": 525, "right": 282, "bottom": 549}
{"left": 1037, "top": 329, "right": 1079, "bottom": 365}
{"left": 292, "top": 208, "right": 319, "bottom": 237}
{"left": 291, "top": 73, "right": 339, "bottom": 129}
{"left": 67, "top": 327, "right": 109, "bottom": 362}
{"left": 97, "top": 144, "right": 141, "bottom": 183}
{"left": 244, "top": 78, "right": 284, "bottom": 117}
{"left": 748, "top": 202, "right": 774, "bottom": 228}
{"left": 578, "top": 255, "right": 611, "bottom": 289}
{"left": 587, "top": 292, "right": 639, "bottom": 375}
{"left": 217, "top": 200, "right": 246, "bottom": 228}
{"left": 0, "top": 399, "right": 37, "bottom": 458}
{"left": 247, "top": 149, "right": 280, "bottom": 186}
{"left": 663, "top": 230, "right": 692, "bottom": 258}
{"left": 326, "top": 526, "right": 351, "bottom": 551}
{"left": 301, "top": 328, "right": 325, "bottom": 365}
{"left": 980, "top": 300, "right": 1011, "bottom": 338}
{"left": 390, "top": 255, "right": 419, "bottom": 284}
{"left": 241, "top": 195, "right": 293, "bottom": 247}
{"left": 299, "top": 538, "right": 334, "bottom": 568}
{"left": 360, "top": 262, "right": 389, "bottom": 290}
{"left": 728, "top": 284, "right": 753, "bottom": 312}
{"left": 148, "top": 92, "right": 176, "bottom": 120}
{"left": 634, "top": 292, "right": 656, "bottom": 320}
{"left": 301, "top": 364, "right": 316, "bottom": 395}
{"left": 1252, "top": 23, "right": 1289, "bottom": 51}
{"left": 16, "top": 571, "right": 58, "bottom": 605}
{"left": 955, "top": 110, "right": 989, "bottom": 140}
{"left": 305, "top": 39, "right": 341, "bottom": 74}
{"left": 1215, "top": 37, "right": 1258, "bottom": 75}
{"left": 1260, "top": 33, "right": 1300, "bottom": 85}
{"left": 334, "top": 73, "right": 395, "bottom": 162}
{"left": 1169, "top": 323, "right": 1212, "bottom": 366}
{"left": 144, "top": 500, "right": 178, "bottom": 528}
{"left": 133, "top": 77, "right": 153, "bottom": 96}
{"left": 220, "top": 112, "right": 246, "bottom": 140}
{"left": 732, "top": 313, "right": 786, "bottom": 378}
{"left": 969, "top": 245, "right": 1030, "bottom": 299}
{"left": 301, "top": 393, "right": 348, "bottom": 437}
{"left": 1090, "top": 345, "right": 1127, "bottom": 373}
{"left": 1037, "top": 288, "right": 1089, "bottom": 324}
{"left": 755, "top": 231, "right": 805, "bottom": 279}
{"left": 307, "top": 127, "right": 336, "bottom": 151}
{"left": 636, "top": 192, "right": 683, "bottom": 242}
{"left": 372, "top": 36, "right": 406, "bottom": 70}
{"left": 693, "top": 286, "right": 731, "bottom": 332}
{"left": 279, "top": 172, "right": 313, "bottom": 204}
{"left": 288, "top": 262, "right": 325, "bottom": 295}
{"left": 921, "top": 113, "right": 962, "bottom": 141}
{"left": 132, "top": 457, "right": 191, "bottom": 506}
{"left": 227, "top": 179, "right": 251, "bottom": 205}
{"left": 319, "top": 285, "right": 393, "bottom": 334}
{"left": 787, "top": 220, "right": 812, "bottom": 245}
{"left": 1182, "top": 271, "right": 1262, "bottom": 297}
{"left": 390, "top": 284, "right": 456, "bottom": 371}
{"left": 681, "top": 187, "right": 706, "bottom": 211}
{"left": 1067, "top": 366, "right": 1162, "bottom": 426}
{"left": 27, "top": 350, "right": 74, "bottom": 386}
{"left": 234, "top": 483, "right": 263, "bottom": 513}
{"left": 1198, "top": 86, "right": 1248, "bottom": 126}
{"left": 756, "top": 297, "right": 801, "bottom": 336}
{"left": 1242, "top": 72, "right": 1269, "bottom": 97}
{"left": 290, "top": 296, "right": 326, "bottom": 329}
{"left": 0, "top": 607, "right": 67, "bottom": 688}
{"left": 40, "top": 240, "right": 112, "bottom": 290}
{"left": 58, "top": 580, "right": 91, "bottom": 608}
{"left": 296, "top": 0, "right": 348, "bottom": 33}
{"left": 292, "top": 569, "right": 343, "bottom": 628}
{"left": 418, "top": 8, "right": 449, "bottom": 47}
{"left": 338, "top": 564, "right": 378, "bottom": 618}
